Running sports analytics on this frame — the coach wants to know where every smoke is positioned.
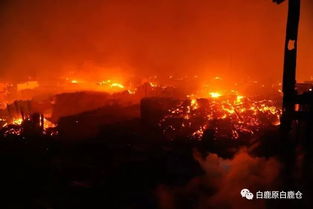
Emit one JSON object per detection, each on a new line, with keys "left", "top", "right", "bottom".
{"left": 0, "top": 0, "right": 312, "bottom": 83}
{"left": 156, "top": 149, "right": 281, "bottom": 209}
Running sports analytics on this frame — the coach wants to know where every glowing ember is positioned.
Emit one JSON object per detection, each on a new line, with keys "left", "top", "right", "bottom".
{"left": 159, "top": 92, "right": 281, "bottom": 140}
{"left": 1, "top": 127, "right": 22, "bottom": 136}
{"left": 0, "top": 116, "right": 56, "bottom": 137}
{"left": 127, "top": 89, "right": 136, "bottom": 95}
{"left": 149, "top": 82, "right": 158, "bottom": 87}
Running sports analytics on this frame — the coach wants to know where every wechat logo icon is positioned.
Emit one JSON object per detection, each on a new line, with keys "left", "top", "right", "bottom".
{"left": 241, "top": 188, "right": 254, "bottom": 200}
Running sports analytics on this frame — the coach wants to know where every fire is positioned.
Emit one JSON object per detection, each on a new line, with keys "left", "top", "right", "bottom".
{"left": 44, "top": 118, "right": 56, "bottom": 129}
{"left": 97, "top": 80, "right": 125, "bottom": 91}
{"left": 149, "top": 82, "right": 158, "bottom": 87}
{"left": 0, "top": 75, "right": 283, "bottom": 139}
{"left": 127, "top": 89, "right": 136, "bottom": 95}
{"left": 12, "top": 118, "right": 23, "bottom": 125}
{"left": 159, "top": 91, "right": 281, "bottom": 140}
{"left": 1, "top": 118, "right": 24, "bottom": 136}
{"left": 235, "top": 95, "right": 244, "bottom": 105}
{"left": 110, "top": 83, "right": 125, "bottom": 89}
{"left": 17, "top": 81, "right": 39, "bottom": 91}
{"left": 209, "top": 92, "right": 222, "bottom": 98}
{"left": 0, "top": 116, "right": 56, "bottom": 136}
{"left": 190, "top": 98, "right": 199, "bottom": 110}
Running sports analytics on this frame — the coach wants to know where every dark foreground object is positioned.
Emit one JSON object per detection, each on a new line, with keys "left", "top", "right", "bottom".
{"left": 0, "top": 128, "right": 205, "bottom": 209}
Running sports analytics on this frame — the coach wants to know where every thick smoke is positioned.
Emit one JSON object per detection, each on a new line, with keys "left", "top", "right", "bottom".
{"left": 0, "top": 0, "right": 312, "bottom": 83}
{"left": 156, "top": 149, "right": 281, "bottom": 209}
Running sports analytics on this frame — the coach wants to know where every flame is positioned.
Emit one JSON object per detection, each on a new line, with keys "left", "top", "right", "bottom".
{"left": 235, "top": 95, "right": 244, "bottom": 105}
{"left": 97, "top": 80, "right": 125, "bottom": 91}
{"left": 110, "top": 83, "right": 124, "bottom": 89}
{"left": 149, "top": 82, "right": 158, "bottom": 87}
{"left": 1, "top": 116, "right": 56, "bottom": 136}
{"left": 214, "top": 76, "right": 222, "bottom": 80}
{"left": 159, "top": 91, "right": 281, "bottom": 140}
{"left": 0, "top": 75, "right": 284, "bottom": 138}
{"left": 44, "top": 118, "right": 56, "bottom": 129}
{"left": 17, "top": 81, "right": 39, "bottom": 91}
{"left": 209, "top": 92, "right": 222, "bottom": 98}
{"left": 12, "top": 118, "right": 23, "bottom": 125}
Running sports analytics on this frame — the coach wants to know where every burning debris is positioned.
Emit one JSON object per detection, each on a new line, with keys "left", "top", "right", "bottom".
{"left": 157, "top": 92, "right": 281, "bottom": 140}
{"left": 0, "top": 78, "right": 283, "bottom": 140}
{"left": 0, "top": 113, "right": 56, "bottom": 137}
{"left": 97, "top": 80, "right": 125, "bottom": 90}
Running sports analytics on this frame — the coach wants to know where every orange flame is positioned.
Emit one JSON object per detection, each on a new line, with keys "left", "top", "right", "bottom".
{"left": 209, "top": 92, "right": 222, "bottom": 98}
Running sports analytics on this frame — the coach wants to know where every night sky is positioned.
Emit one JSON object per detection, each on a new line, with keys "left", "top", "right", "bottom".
{"left": 0, "top": 0, "right": 312, "bottom": 83}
